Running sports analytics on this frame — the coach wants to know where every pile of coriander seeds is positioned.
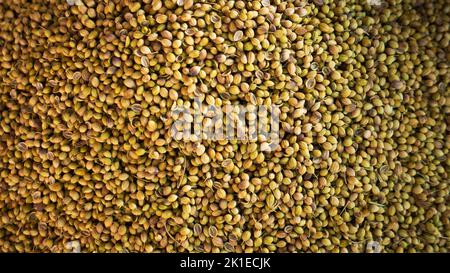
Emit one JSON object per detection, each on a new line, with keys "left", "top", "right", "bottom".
{"left": 0, "top": 0, "right": 448, "bottom": 253}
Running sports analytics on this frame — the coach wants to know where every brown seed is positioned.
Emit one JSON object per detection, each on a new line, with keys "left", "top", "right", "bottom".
{"left": 391, "top": 80, "right": 405, "bottom": 90}
{"left": 189, "top": 66, "right": 201, "bottom": 76}
{"left": 211, "top": 237, "right": 223, "bottom": 247}
{"left": 0, "top": 0, "right": 448, "bottom": 254}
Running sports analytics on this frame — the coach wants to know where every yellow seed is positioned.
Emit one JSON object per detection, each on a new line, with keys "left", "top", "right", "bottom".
{"left": 319, "top": 23, "right": 333, "bottom": 33}
{"left": 129, "top": 2, "right": 141, "bottom": 13}
{"left": 124, "top": 79, "right": 135, "bottom": 88}
{"left": 216, "top": 188, "right": 226, "bottom": 199}
{"left": 148, "top": 120, "right": 158, "bottom": 131}
{"left": 136, "top": 191, "right": 145, "bottom": 201}
{"left": 85, "top": 19, "right": 95, "bottom": 29}
{"left": 168, "top": 194, "right": 178, "bottom": 202}
{"left": 119, "top": 173, "right": 129, "bottom": 181}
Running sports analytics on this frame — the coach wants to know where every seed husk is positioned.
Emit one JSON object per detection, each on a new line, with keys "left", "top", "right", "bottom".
{"left": 208, "top": 226, "right": 218, "bottom": 238}
{"left": 193, "top": 224, "right": 202, "bottom": 236}
{"left": 233, "top": 30, "right": 244, "bottom": 42}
